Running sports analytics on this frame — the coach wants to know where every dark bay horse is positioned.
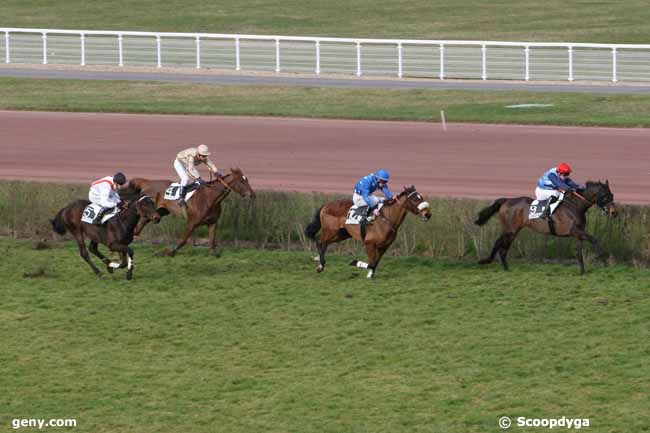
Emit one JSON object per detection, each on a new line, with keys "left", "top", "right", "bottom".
{"left": 475, "top": 180, "right": 617, "bottom": 274}
{"left": 50, "top": 195, "right": 161, "bottom": 279}
{"left": 305, "top": 186, "right": 432, "bottom": 278}
{"left": 127, "top": 168, "right": 255, "bottom": 256}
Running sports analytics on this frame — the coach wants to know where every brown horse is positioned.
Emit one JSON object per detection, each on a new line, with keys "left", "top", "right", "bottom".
{"left": 127, "top": 168, "right": 255, "bottom": 256}
{"left": 50, "top": 194, "right": 161, "bottom": 279}
{"left": 305, "top": 186, "right": 432, "bottom": 278}
{"left": 475, "top": 180, "right": 618, "bottom": 274}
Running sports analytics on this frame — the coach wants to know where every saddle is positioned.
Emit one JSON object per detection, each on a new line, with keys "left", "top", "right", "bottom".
{"left": 528, "top": 194, "right": 563, "bottom": 220}
{"left": 81, "top": 204, "right": 119, "bottom": 225}
{"left": 164, "top": 182, "right": 199, "bottom": 201}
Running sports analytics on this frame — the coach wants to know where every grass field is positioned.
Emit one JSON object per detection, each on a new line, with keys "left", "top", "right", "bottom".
{"left": 2, "top": 238, "right": 650, "bottom": 432}
{"left": 3, "top": 77, "right": 650, "bottom": 127}
{"left": 4, "top": 0, "right": 650, "bottom": 43}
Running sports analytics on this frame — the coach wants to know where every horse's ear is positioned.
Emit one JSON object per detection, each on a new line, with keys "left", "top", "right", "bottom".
{"left": 606, "top": 179, "right": 609, "bottom": 186}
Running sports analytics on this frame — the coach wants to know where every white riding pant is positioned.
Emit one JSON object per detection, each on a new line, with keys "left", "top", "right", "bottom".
{"left": 535, "top": 187, "right": 562, "bottom": 201}
{"left": 174, "top": 159, "right": 195, "bottom": 187}
{"left": 353, "top": 193, "right": 380, "bottom": 208}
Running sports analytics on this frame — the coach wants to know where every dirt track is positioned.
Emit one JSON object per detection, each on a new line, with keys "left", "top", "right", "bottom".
{"left": 2, "top": 111, "right": 648, "bottom": 203}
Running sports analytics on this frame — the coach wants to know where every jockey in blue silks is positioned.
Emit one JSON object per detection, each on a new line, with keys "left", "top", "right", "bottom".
{"left": 353, "top": 169, "right": 394, "bottom": 219}
{"left": 535, "top": 163, "right": 583, "bottom": 217}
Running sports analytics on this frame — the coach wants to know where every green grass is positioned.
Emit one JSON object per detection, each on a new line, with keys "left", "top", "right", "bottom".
{"left": 1, "top": 238, "right": 650, "bottom": 432}
{"left": 3, "top": 78, "right": 650, "bottom": 127}
{"left": 4, "top": 0, "right": 650, "bottom": 43}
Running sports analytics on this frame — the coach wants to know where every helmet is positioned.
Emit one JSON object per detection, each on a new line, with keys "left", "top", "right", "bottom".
{"left": 197, "top": 144, "right": 211, "bottom": 156}
{"left": 113, "top": 172, "right": 127, "bottom": 185}
{"left": 376, "top": 169, "right": 390, "bottom": 181}
{"left": 557, "top": 163, "right": 572, "bottom": 175}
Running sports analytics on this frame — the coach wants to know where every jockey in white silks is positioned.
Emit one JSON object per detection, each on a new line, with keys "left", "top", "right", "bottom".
{"left": 173, "top": 144, "right": 221, "bottom": 208}
{"left": 88, "top": 172, "right": 128, "bottom": 222}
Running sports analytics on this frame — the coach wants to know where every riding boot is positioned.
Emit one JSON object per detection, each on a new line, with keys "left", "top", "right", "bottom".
{"left": 543, "top": 196, "right": 558, "bottom": 220}
{"left": 366, "top": 206, "right": 376, "bottom": 222}
{"left": 95, "top": 207, "right": 110, "bottom": 224}
{"left": 178, "top": 185, "right": 189, "bottom": 208}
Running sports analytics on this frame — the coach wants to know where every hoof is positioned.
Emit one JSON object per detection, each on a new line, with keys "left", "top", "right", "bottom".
{"left": 126, "top": 272, "right": 133, "bottom": 281}
{"left": 316, "top": 264, "right": 324, "bottom": 273}
{"left": 478, "top": 258, "right": 492, "bottom": 265}
{"left": 212, "top": 250, "right": 222, "bottom": 258}
{"left": 106, "top": 266, "right": 114, "bottom": 274}
{"left": 349, "top": 259, "right": 358, "bottom": 267}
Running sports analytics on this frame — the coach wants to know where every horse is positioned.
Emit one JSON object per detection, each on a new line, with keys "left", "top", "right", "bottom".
{"left": 304, "top": 186, "right": 432, "bottom": 278}
{"left": 474, "top": 180, "right": 618, "bottom": 274}
{"left": 50, "top": 194, "right": 161, "bottom": 280}
{"left": 127, "top": 168, "right": 255, "bottom": 257}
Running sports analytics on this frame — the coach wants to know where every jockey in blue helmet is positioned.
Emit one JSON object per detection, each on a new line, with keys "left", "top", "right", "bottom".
{"left": 353, "top": 169, "right": 394, "bottom": 219}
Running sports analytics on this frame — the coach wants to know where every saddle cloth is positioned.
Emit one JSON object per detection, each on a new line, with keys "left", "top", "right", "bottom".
{"left": 81, "top": 203, "right": 119, "bottom": 225}
{"left": 164, "top": 183, "right": 198, "bottom": 202}
{"left": 345, "top": 203, "right": 384, "bottom": 225}
{"left": 528, "top": 195, "right": 563, "bottom": 220}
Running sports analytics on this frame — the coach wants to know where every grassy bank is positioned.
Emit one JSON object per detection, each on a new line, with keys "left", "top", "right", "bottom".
{"left": 2, "top": 181, "right": 649, "bottom": 266}
{"left": 4, "top": 0, "right": 650, "bottom": 43}
{"left": 2, "top": 238, "right": 649, "bottom": 433}
{"left": 2, "top": 78, "right": 650, "bottom": 127}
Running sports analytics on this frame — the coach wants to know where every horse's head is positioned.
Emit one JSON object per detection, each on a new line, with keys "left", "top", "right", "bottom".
{"left": 133, "top": 195, "right": 161, "bottom": 234}
{"left": 396, "top": 185, "right": 431, "bottom": 221}
{"left": 223, "top": 168, "right": 255, "bottom": 198}
{"left": 583, "top": 180, "right": 617, "bottom": 218}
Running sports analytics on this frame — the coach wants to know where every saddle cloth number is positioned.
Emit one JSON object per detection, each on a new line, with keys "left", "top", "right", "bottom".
{"left": 345, "top": 202, "right": 383, "bottom": 225}
{"left": 529, "top": 196, "right": 562, "bottom": 220}
{"left": 164, "top": 184, "right": 182, "bottom": 200}
{"left": 164, "top": 183, "right": 197, "bottom": 202}
{"left": 81, "top": 203, "right": 117, "bottom": 224}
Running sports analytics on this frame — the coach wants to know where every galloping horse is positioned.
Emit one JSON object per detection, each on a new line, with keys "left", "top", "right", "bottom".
{"left": 305, "top": 186, "right": 432, "bottom": 278}
{"left": 475, "top": 180, "right": 617, "bottom": 274}
{"left": 127, "top": 168, "right": 255, "bottom": 256}
{"left": 50, "top": 194, "right": 161, "bottom": 279}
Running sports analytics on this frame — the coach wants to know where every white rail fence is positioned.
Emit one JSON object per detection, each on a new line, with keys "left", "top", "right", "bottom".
{"left": 2, "top": 28, "right": 650, "bottom": 82}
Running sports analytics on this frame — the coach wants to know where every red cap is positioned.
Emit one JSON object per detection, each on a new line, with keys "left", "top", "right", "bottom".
{"left": 557, "top": 163, "right": 572, "bottom": 175}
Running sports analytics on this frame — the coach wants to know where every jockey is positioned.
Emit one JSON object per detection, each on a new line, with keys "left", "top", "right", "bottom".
{"left": 88, "top": 172, "right": 128, "bottom": 222}
{"left": 535, "top": 163, "right": 583, "bottom": 217}
{"left": 174, "top": 144, "right": 221, "bottom": 208}
{"left": 353, "top": 169, "right": 394, "bottom": 219}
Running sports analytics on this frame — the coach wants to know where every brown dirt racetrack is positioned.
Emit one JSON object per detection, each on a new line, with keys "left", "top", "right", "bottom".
{"left": 1, "top": 111, "right": 648, "bottom": 204}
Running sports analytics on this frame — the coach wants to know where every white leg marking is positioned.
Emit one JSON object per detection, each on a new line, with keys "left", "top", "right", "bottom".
{"left": 356, "top": 261, "right": 368, "bottom": 269}
{"left": 127, "top": 255, "right": 133, "bottom": 270}
{"left": 109, "top": 262, "right": 121, "bottom": 269}
{"left": 367, "top": 269, "right": 374, "bottom": 278}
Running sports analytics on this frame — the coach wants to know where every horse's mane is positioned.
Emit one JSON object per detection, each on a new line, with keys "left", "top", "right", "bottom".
{"left": 397, "top": 186, "right": 416, "bottom": 198}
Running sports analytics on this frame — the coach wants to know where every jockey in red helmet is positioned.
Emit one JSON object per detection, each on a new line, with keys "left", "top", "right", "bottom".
{"left": 535, "top": 163, "right": 583, "bottom": 217}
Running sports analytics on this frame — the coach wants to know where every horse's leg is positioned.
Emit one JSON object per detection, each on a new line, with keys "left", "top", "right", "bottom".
{"left": 315, "top": 240, "right": 329, "bottom": 273}
{"left": 89, "top": 241, "right": 113, "bottom": 273}
{"left": 350, "top": 242, "right": 379, "bottom": 278}
{"left": 571, "top": 226, "right": 603, "bottom": 273}
{"left": 479, "top": 234, "right": 505, "bottom": 265}
{"left": 125, "top": 246, "right": 135, "bottom": 280}
{"left": 577, "top": 240, "right": 585, "bottom": 275}
{"left": 498, "top": 232, "right": 518, "bottom": 271}
{"left": 208, "top": 223, "right": 220, "bottom": 257}
{"left": 168, "top": 222, "right": 198, "bottom": 257}
{"left": 106, "top": 243, "right": 129, "bottom": 271}
{"left": 75, "top": 234, "right": 102, "bottom": 277}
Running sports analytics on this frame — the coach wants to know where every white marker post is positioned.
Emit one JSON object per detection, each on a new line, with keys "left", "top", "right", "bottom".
{"left": 440, "top": 110, "right": 447, "bottom": 132}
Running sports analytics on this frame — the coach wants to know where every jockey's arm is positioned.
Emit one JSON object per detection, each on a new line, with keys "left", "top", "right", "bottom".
{"left": 205, "top": 159, "right": 219, "bottom": 175}
{"left": 548, "top": 172, "right": 573, "bottom": 192}
{"left": 381, "top": 185, "right": 394, "bottom": 200}
{"left": 566, "top": 178, "right": 583, "bottom": 190}
{"left": 361, "top": 190, "right": 374, "bottom": 207}
{"left": 98, "top": 184, "right": 119, "bottom": 208}
{"left": 186, "top": 158, "right": 199, "bottom": 180}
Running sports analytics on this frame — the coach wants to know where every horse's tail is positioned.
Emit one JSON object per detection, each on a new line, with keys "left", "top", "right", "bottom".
{"left": 50, "top": 207, "right": 67, "bottom": 235}
{"left": 304, "top": 206, "right": 323, "bottom": 240}
{"left": 475, "top": 198, "right": 508, "bottom": 226}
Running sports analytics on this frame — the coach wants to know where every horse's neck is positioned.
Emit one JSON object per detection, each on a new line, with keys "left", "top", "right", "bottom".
{"left": 382, "top": 199, "right": 408, "bottom": 227}
{"left": 119, "top": 204, "right": 140, "bottom": 233}
{"left": 565, "top": 192, "right": 593, "bottom": 215}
